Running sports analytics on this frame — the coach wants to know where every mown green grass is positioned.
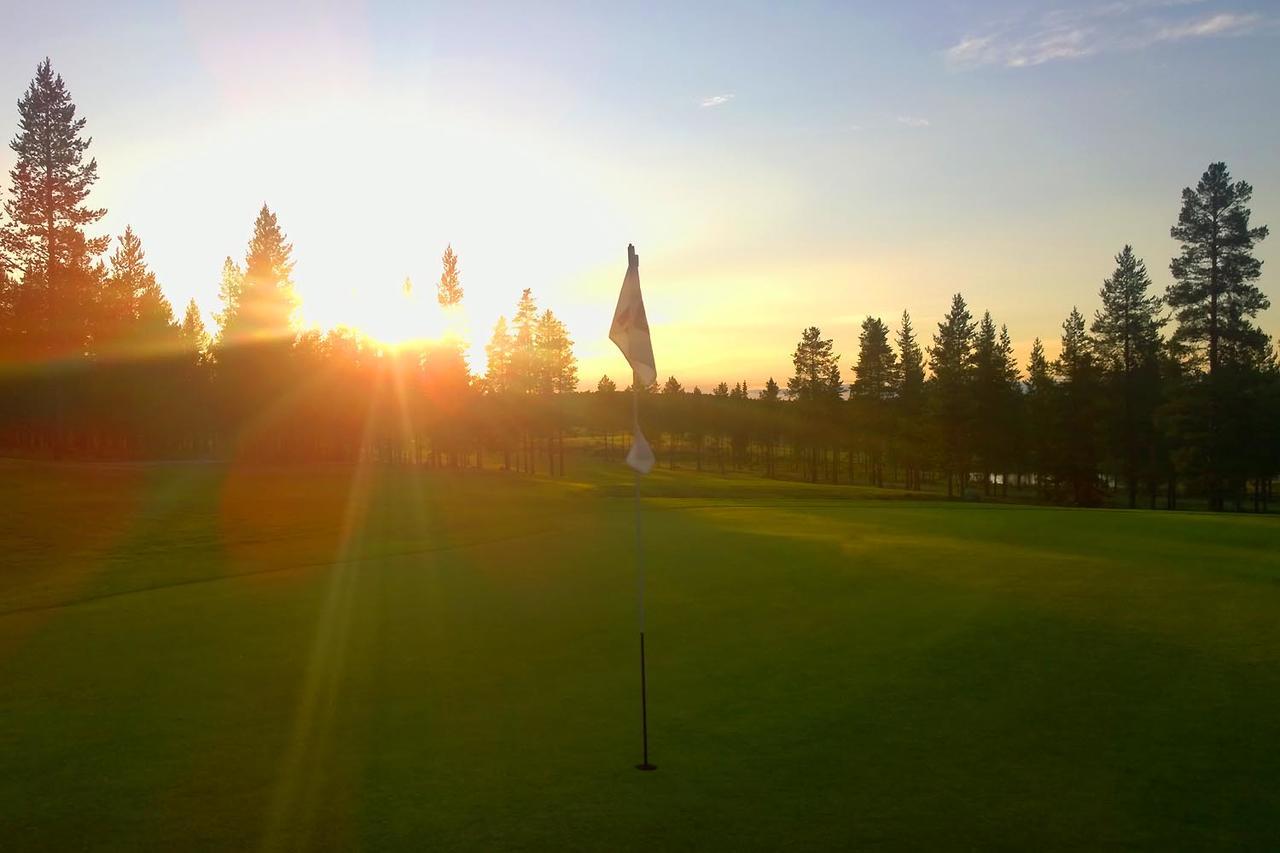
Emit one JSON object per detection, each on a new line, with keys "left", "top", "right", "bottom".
{"left": 2, "top": 458, "right": 1278, "bottom": 850}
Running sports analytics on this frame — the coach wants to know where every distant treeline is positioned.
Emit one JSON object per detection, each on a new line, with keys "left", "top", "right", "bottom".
{"left": 0, "top": 60, "right": 1275, "bottom": 512}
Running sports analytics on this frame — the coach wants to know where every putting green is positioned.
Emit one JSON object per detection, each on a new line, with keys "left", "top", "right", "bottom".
{"left": 2, "top": 459, "right": 1278, "bottom": 849}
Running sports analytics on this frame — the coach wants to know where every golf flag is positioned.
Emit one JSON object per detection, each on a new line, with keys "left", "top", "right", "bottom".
{"left": 626, "top": 426, "right": 656, "bottom": 475}
{"left": 610, "top": 244, "right": 657, "bottom": 388}
{"left": 612, "top": 243, "right": 658, "bottom": 771}
{"left": 611, "top": 244, "right": 657, "bottom": 477}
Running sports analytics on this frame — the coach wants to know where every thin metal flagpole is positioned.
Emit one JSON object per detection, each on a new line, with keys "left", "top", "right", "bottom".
{"left": 633, "top": 374, "right": 655, "bottom": 771}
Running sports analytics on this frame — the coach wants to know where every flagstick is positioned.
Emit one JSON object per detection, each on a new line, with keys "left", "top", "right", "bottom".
{"left": 633, "top": 374, "right": 656, "bottom": 771}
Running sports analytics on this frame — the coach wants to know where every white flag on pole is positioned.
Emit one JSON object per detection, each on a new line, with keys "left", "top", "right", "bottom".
{"left": 611, "top": 244, "right": 658, "bottom": 476}
{"left": 609, "top": 245, "right": 657, "bottom": 388}
{"left": 626, "top": 426, "right": 656, "bottom": 475}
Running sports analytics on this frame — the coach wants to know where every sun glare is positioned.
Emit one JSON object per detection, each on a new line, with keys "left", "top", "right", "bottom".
{"left": 309, "top": 277, "right": 472, "bottom": 355}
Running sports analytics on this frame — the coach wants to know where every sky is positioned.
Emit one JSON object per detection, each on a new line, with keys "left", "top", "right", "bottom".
{"left": 1, "top": 0, "right": 1278, "bottom": 389}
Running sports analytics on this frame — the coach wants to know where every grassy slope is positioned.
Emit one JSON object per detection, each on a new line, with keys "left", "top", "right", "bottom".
{"left": 1, "top": 459, "right": 1278, "bottom": 850}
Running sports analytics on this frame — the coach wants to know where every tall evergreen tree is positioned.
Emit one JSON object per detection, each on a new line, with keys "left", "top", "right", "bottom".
{"left": 180, "top": 298, "right": 209, "bottom": 362}
{"left": 510, "top": 288, "right": 539, "bottom": 394}
{"left": 102, "top": 226, "right": 176, "bottom": 355}
{"left": 928, "top": 294, "right": 977, "bottom": 497}
{"left": 213, "top": 206, "right": 297, "bottom": 455}
{"left": 1092, "top": 245, "right": 1165, "bottom": 507}
{"left": 1052, "top": 307, "right": 1103, "bottom": 505}
{"left": 894, "top": 310, "right": 926, "bottom": 489}
{"left": 971, "top": 311, "right": 1001, "bottom": 493}
{"left": 220, "top": 205, "right": 296, "bottom": 345}
{"left": 994, "top": 324, "right": 1022, "bottom": 495}
{"left": 852, "top": 316, "right": 898, "bottom": 399}
{"left": 1168, "top": 162, "right": 1270, "bottom": 372}
{"left": 484, "top": 316, "right": 514, "bottom": 393}
{"left": 437, "top": 244, "right": 463, "bottom": 307}
{"left": 213, "top": 257, "right": 243, "bottom": 337}
{"left": 534, "top": 309, "right": 577, "bottom": 393}
{"left": 851, "top": 316, "right": 897, "bottom": 485}
{"left": 1025, "top": 337, "right": 1053, "bottom": 497}
{"left": 1167, "top": 162, "right": 1270, "bottom": 509}
{"left": 787, "top": 326, "right": 842, "bottom": 401}
{"left": 3, "top": 58, "right": 108, "bottom": 357}
{"left": 971, "top": 312, "right": 1021, "bottom": 495}
{"left": 787, "top": 326, "right": 841, "bottom": 482}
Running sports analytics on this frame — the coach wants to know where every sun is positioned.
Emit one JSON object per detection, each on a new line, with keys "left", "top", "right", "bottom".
{"left": 329, "top": 280, "right": 472, "bottom": 354}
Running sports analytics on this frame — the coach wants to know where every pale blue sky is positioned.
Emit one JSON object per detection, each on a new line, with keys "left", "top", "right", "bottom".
{"left": 2, "top": 1, "right": 1277, "bottom": 386}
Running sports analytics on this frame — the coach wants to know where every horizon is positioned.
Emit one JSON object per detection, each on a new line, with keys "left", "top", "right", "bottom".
{"left": 2, "top": 0, "right": 1278, "bottom": 388}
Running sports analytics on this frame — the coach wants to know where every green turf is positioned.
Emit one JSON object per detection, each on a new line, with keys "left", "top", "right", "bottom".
{"left": 2, "top": 458, "right": 1278, "bottom": 850}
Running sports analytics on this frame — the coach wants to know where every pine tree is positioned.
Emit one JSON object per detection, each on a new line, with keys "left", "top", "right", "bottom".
{"left": 759, "top": 377, "right": 781, "bottom": 478}
{"left": 213, "top": 257, "right": 243, "bottom": 336}
{"left": 852, "top": 316, "right": 898, "bottom": 399}
{"left": 663, "top": 376, "right": 683, "bottom": 395}
{"left": 484, "top": 316, "right": 514, "bottom": 393}
{"left": 437, "top": 244, "right": 463, "bottom": 307}
{"left": 852, "top": 316, "right": 897, "bottom": 485}
{"left": 786, "top": 327, "right": 842, "bottom": 401}
{"left": 1025, "top": 338, "right": 1053, "bottom": 498}
{"left": 787, "top": 326, "right": 841, "bottom": 482}
{"left": 970, "top": 311, "right": 1020, "bottom": 495}
{"left": 1167, "top": 163, "right": 1270, "bottom": 509}
{"left": 596, "top": 374, "right": 617, "bottom": 393}
{"left": 1168, "top": 163, "right": 1270, "bottom": 373}
{"left": 215, "top": 206, "right": 296, "bottom": 348}
{"left": 3, "top": 58, "right": 108, "bottom": 357}
{"left": 996, "top": 324, "right": 1022, "bottom": 494}
{"left": 534, "top": 309, "right": 577, "bottom": 393}
{"left": 1052, "top": 307, "right": 1103, "bottom": 505}
{"left": 928, "top": 294, "right": 977, "bottom": 497}
{"left": 180, "top": 298, "right": 209, "bottom": 363}
{"left": 213, "top": 206, "right": 297, "bottom": 453}
{"left": 894, "top": 311, "right": 926, "bottom": 489}
{"left": 510, "top": 288, "right": 538, "bottom": 393}
{"left": 102, "top": 227, "right": 176, "bottom": 355}
{"left": 1092, "top": 245, "right": 1165, "bottom": 507}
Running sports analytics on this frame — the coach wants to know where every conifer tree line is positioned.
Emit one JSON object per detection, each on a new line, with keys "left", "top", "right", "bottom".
{"left": 611, "top": 172, "right": 1276, "bottom": 511}
{"left": 0, "top": 60, "right": 579, "bottom": 471}
{"left": 0, "top": 60, "right": 1276, "bottom": 510}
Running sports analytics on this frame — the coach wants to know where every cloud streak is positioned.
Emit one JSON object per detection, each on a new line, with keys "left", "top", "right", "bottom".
{"left": 700, "top": 94, "right": 734, "bottom": 108}
{"left": 946, "top": 3, "right": 1269, "bottom": 69}
{"left": 896, "top": 115, "right": 931, "bottom": 128}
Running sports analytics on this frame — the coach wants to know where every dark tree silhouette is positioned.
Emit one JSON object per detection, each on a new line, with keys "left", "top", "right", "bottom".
{"left": 851, "top": 316, "right": 897, "bottom": 486}
{"left": 787, "top": 326, "right": 842, "bottom": 483}
{"left": 1092, "top": 245, "right": 1165, "bottom": 507}
{"left": 1051, "top": 307, "right": 1104, "bottom": 506}
{"left": 1167, "top": 163, "right": 1270, "bottom": 510}
{"left": 438, "top": 244, "right": 463, "bottom": 307}
{"left": 894, "top": 311, "right": 926, "bottom": 490}
{"left": 3, "top": 58, "right": 108, "bottom": 357}
{"left": 928, "top": 294, "right": 976, "bottom": 498}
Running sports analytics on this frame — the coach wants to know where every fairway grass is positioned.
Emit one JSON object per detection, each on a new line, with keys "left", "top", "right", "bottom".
{"left": 2, "top": 459, "right": 1278, "bottom": 850}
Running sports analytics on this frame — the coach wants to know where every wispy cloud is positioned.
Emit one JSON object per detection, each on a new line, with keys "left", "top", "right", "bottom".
{"left": 1148, "top": 11, "right": 1260, "bottom": 42}
{"left": 700, "top": 94, "right": 734, "bottom": 108}
{"left": 896, "top": 115, "right": 931, "bottom": 128}
{"left": 946, "top": 3, "right": 1270, "bottom": 69}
